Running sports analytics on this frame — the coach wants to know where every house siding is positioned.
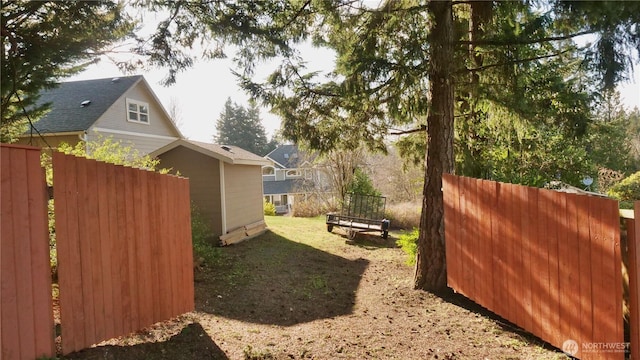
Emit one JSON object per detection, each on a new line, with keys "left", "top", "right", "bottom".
{"left": 15, "top": 134, "right": 82, "bottom": 150}
{"left": 155, "top": 147, "right": 223, "bottom": 236}
{"left": 92, "top": 82, "right": 180, "bottom": 138}
{"left": 224, "top": 163, "right": 264, "bottom": 231}
{"left": 85, "top": 130, "right": 175, "bottom": 155}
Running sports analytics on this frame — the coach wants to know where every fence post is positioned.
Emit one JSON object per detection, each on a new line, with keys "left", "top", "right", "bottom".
{"left": 628, "top": 202, "right": 640, "bottom": 360}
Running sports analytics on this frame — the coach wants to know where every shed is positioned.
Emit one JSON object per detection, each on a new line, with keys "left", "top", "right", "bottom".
{"left": 150, "top": 139, "right": 271, "bottom": 245}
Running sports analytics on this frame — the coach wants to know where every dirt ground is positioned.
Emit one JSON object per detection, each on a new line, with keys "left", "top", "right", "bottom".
{"left": 65, "top": 217, "right": 569, "bottom": 360}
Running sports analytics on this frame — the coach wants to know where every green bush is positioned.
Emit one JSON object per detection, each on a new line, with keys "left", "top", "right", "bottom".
{"left": 346, "top": 168, "right": 381, "bottom": 197}
{"left": 263, "top": 200, "right": 276, "bottom": 216}
{"left": 191, "top": 204, "right": 220, "bottom": 265}
{"left": 396, "top": 228, "right": 419, "bottom": 265}
{"left": 608, "top": 171, "right": 640, "bottom": 209}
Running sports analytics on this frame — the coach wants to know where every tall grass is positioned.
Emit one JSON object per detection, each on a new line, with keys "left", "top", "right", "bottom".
{"left": 385, "top": 201, "right": 421, "bottom": 230}
{"left": 293, "top": 197, "right": 336, "bottom": 218}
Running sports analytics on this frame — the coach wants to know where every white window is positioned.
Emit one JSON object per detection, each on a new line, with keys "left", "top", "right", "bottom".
{"left": 286, "top": 170, "right": 301, "bottom": 178}
{"left": 126, "top": 99, "right": 149, "bottom": 124}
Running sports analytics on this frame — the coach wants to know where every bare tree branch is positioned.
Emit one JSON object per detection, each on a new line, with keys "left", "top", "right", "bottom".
{"left": 389, "top": 124, "right": 426, "bottom": 135}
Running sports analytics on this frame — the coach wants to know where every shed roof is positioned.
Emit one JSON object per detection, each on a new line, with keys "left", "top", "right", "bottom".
{"left": 149, "top": 139, "right": 270, "bottom": 166}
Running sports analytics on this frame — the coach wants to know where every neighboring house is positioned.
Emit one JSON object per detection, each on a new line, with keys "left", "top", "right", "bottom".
{"left": 17, "top": 75, "right": 182, "bottom": 154}
{"left": 262, "top": 144, "right": 328, "bottom": 213}
{"left": 150, "top": 139, "right": 271, "bottom": 245}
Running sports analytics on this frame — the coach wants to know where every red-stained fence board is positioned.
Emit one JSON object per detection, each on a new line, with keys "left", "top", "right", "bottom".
{"left": 1, "top": 145, "right": 54, "bottom": 359}
{"left": 444, "top": 174, "right": 623, "bottom": 360}
{"left": 628, "top": 203, "right": 639, "bottom": 360}
{"left": 53, "top": 152, "right": 193, "bottom": 355}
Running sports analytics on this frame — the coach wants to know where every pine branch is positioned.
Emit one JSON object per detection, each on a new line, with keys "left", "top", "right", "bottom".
{"left": 458, "top": 30, "right": 595, "bottom": 47}
{"left": 462, "top": 48, "right": 573, "bottom": 73}
{"left": 283, "top": 0, "right": 312, "bottom": 30}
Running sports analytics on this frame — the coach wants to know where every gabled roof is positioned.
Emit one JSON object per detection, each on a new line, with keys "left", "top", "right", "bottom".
{"left": 265, "top": 144, "right": 315, "bottom": 169}
{"left": 26, "top": 75, "right": 181, "bottom": 137}
{"left": 149, "top": 139, "right": 271, "bottom": 166}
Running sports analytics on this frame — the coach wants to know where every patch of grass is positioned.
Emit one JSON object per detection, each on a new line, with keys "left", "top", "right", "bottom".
{"left": 300, "top": 274, "right": 330, "bottom": 299}
{"left": 264, "top": 215, "right": 337, "bottom": 250}
{"left": 225, "top": 264, "right": 249, "bottom": 286}
{"left": 243, "top": 345, "right": 274, "bottom": 360}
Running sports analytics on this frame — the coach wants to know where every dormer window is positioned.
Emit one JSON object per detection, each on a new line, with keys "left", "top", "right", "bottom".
{"left": 126, "top": 99, "right": 149, "bottom": 124}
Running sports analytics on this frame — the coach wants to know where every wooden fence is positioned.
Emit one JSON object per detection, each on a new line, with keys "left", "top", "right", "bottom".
{"left": 1, "top": 144, "right": 194, "bottom": 358}
{"left": 53, "top": 151, "right": 194, "bottom": 354}
{"left": 443, "top": 174, "right": 625, "bottom": 360}
{"left": 625, "top": 203, "right": 640, "bottom": 360}
{"left": 1, "top": 144, "right": 55, "bottom": 359}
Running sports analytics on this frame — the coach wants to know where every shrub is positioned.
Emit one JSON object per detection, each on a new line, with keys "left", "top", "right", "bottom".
{"left": 292, "top": 198, "right": 327, "bottom": 218}
{"left": 608, "top": 171, "right": 640, "bottom": 209}
{"left": 191, "top": 204, "right": 220, "bottom": 265}
{"left": 396, "top": 228, "right": 419, "bottom": 265}
{"left": 346, "top": 168, "right": 381, "bottom": 196}
{"left": 385, "top": 201, "right": 421, "bottom": 230}
{"left": 263, "top": 200, "right": 276, "bottom": 216}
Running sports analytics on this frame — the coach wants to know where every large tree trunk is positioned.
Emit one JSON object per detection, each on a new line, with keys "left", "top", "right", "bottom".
{"left": 414, "top": 0, "right": 455, "bottom": 291}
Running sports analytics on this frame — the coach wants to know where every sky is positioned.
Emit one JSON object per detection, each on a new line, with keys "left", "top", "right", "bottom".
{"left": 69, "top": 39, "right": 640, "bottom": 144}
{"left": 69, "top": 44, "right": 336, "bottom": 143}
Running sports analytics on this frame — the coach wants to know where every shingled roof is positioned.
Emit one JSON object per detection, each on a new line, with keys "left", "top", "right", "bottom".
{"left": 28, "top": 75, "right": 144, "bottom": 133}
{"left": 149, "top": 139, "right": 271, "bottom": 166}
{"left": 265, "top": 144, "right": 316, "bottom": 169}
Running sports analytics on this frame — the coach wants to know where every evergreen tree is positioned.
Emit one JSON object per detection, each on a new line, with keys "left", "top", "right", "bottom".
{"left": 214, "top": 98, "right": 270, "bottom": 155}
{"left": 1, "top": 1, "right": 134, "bottom": 142}
{"left": 131, "top": 0, "right": 639, "bottom": 290}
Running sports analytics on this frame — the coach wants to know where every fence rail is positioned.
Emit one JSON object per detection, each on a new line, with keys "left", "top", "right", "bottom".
{"left": 1, "top": 144, "right": 55, "bottom": 359}
{"left": 443, "top": 174, "right": 624, "bottom": 360}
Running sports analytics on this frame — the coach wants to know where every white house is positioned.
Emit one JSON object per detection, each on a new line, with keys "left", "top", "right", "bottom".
{"left": 18, "top": 75, "right": 182, "bottom": 154}
{"left": 262, "top": 144, "right": 330, "bottom": 213}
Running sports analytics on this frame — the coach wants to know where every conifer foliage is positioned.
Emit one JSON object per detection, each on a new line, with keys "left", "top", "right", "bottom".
{"left": 1, "top": 1, "right": 134, "bottom": 142}
{"left": 213, "top": 98, "right": 273, "bottom": 156}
